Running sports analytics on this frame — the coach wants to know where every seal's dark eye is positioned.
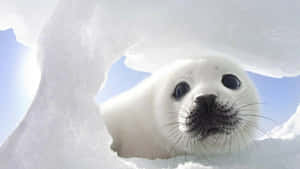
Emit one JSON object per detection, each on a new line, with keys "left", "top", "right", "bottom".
{"left": 172, "top": 81, "right": 190, "bottom": 100}
{"left": 222, "top": 74, "right": 241, "bottom": 90}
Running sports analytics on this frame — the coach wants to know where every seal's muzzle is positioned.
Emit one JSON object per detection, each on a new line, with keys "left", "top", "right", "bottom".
{"left": 186, "top": 94, "right": 240, "bottom": 139}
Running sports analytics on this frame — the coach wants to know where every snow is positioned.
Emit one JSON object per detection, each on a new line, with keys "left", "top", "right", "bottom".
{"left": 1, "top": 0, "right": 300, "bottom": 77}
{"left": 268, "top": 105, "right": 300, "bottom": 140}
{"left": 0, "top": 0, "right": 300, "bottom": 169}
{"left": 0, "top": 0, "right": 58, "bottom": 46}
{"left": 0, "top": 0, "right": 132, "bottom": 168}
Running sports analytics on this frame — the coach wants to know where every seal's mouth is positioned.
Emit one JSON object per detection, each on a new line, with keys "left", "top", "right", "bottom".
{"left": 184, "top": 94, "right": 240, "bottom": 139}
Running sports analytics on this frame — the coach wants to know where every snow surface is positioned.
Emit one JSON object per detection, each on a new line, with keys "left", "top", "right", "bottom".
{"left": 2, "top": 0, "right": 300, "bottom": 77}
{"left": 0, "top": 0, "right": 300, "bottom": 169}
{"left": 0, "top": 0, "right": 58, "bottom": 46}
{"left": 268, "top": 106, "right": 300, "bottom": 140}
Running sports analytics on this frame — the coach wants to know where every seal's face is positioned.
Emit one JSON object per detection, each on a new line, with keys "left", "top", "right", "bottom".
{"left": 155, "top": 57, "right": 260, "bottom": 155}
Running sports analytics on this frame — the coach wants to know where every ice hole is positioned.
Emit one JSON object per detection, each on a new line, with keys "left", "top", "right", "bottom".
{"left": 96, "top": 56, "right": 150, "bottom": 104}
{"left": 95, "top": 55, "right": 300, "bottom": 169}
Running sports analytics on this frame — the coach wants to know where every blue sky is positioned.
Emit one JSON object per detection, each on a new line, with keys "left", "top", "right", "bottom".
{"left": 0, "top": 29, "right": 32, "bottom": 144}
{"left": 1, "top": 29, "right": 300, "bottom": 144}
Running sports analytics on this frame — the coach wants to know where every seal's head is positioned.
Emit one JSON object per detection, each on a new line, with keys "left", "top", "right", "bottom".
{"left": 154, "top": 56, "right": 260, "bottom": 155}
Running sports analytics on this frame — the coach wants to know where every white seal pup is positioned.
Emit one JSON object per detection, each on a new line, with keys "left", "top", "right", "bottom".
{"left": 101, "top": 56, "right": 260, "bottom": 159}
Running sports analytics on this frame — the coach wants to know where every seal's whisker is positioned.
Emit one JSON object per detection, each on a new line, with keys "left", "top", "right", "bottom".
{"left": 236, "top": 102, "right": 265, "bottom": 110}
{"left": 228, "top": 89, "right": 254, "bottom": 109}
{"left": 238, "top": 110, "right": 278, "bottom": 125}
{"left": 163, "top": 121, "right": 185, "bottom": 127}
{"left": 237, "top": 124, "right": 249, "bottom": 154}
{"left": 240, "top": 114, "right": 277, "bottom": 124}
{"left": 166, "top": 124, "right": 181, "bottom": 139}
{"left": 178, "top": 133, "right": 185, "bottom": 147}
{"left": 239, "top": 117, "right": 270, "bottom": 137}
{"left": 174, "top": 132, "right": 183, "bottom": 148}
{"left": 230, "top": 119, "right": 246, "bottom": 153}
{"left": 225, "top": 133, "right": 232, "bottom": 153}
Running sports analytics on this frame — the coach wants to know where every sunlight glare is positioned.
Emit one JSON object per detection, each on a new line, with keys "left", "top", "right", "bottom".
{"left": 22, "top": 47, "right": 41, "bottom": 99}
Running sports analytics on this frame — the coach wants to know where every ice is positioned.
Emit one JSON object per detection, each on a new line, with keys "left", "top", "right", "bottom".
{"left": 268, "top": 105, "right": 300, "bottom": 139}
{"left": 1, "top": 1, "right": 300, "bottom": 77}
{"left": 0, "top": 0, "right": 132, "bottom": 168}
{"left": 0, "top": 0, "right": 58, "bottom": 46}
{"left": 1, "top": 0, "right": 300, "bottom": 169}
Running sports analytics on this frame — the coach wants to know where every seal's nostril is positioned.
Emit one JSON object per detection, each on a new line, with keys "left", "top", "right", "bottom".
{"left": 195, "top": 94, "right": 217, "bottom": 107}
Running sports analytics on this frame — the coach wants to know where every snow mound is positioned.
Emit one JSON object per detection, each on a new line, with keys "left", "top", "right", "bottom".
{"left": 0, "top": 0, "right": 131, "bottom": 168}
{"left": 269, "top": 105, "right": 300, "bottom": 139}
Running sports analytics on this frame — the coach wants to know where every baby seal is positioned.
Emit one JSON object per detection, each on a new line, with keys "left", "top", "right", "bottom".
{"left": 101, "top": 56, "right": 260, "bottom": 159}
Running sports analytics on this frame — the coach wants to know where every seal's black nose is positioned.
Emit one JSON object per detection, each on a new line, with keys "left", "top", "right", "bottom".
{"left": 195, "top": 94, "right": 217, "bottom": 112}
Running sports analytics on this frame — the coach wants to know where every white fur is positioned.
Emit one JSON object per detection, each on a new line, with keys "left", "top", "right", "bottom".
{"left": 101, "top": 56, "right": 260, "bottom": 159}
